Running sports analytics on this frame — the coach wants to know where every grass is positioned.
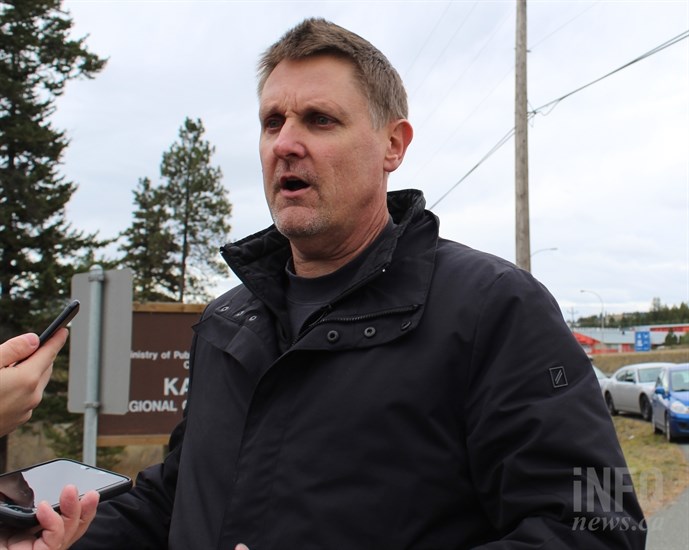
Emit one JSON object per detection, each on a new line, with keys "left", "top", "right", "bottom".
{"left": 614, "top": 415, "right": 689, "bottom": 517}
{"left": 593, "top": 347, "right": 689, "bottom": 375}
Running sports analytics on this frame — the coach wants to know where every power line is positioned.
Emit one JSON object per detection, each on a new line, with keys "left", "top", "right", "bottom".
{"left": 412, "top": 2, "right": 597, "bottom": 196}
{"left": 414, "top": 8, "right": 512, "bottom": 134}
{"left": 407, "top": 65, "right": 513, "bottom": 191}
{"left": 429, "top": 126, "right": 515, "bottom": 209}
{"left": 407, "top": 1, "right": 480, "bottom": 101}
{"left": 528, "top": 0, "right": 600, "bottom": 51}
{"left": 402, "top": 1, "right": 454, "bottom": 81}
{"left": 405, "top": 6, "right": 514, "bottom": 190}
{"left": 429, "top": 29, "right": 689, "bottom": 210}
{"left": 531, "top": 29, "right": 689, "bottom": 117}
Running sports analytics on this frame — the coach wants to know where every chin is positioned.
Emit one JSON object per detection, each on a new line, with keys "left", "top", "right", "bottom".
{"left": 274, "top": 213, "right": 329, "bottom": 240}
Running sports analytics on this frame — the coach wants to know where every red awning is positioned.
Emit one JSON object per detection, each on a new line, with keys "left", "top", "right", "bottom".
{"left": 573, "top": 332, "right": 598, "bottom": 345}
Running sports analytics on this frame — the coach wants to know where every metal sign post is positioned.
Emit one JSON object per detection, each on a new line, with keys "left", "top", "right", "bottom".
{"left": 69, "top": 267, "right": 133, "bottom": 465}
{"left": 83, "top": 265, "right": 104, "bottom": 465}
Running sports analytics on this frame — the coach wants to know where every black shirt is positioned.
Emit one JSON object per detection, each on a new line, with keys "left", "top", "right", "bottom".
{"left": 284, "top": 218, "right": 395, "bottom": 338}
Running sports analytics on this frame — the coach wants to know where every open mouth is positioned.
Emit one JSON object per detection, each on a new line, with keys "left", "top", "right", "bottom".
{"left": 281, "top": 177, "right": 309, "bottom": 192}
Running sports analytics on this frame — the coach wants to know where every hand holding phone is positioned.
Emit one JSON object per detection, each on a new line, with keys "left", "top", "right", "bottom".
{"left": 0, "top": 301, "right": 80, "bottom": 437}
{"left": 0, "top": 471, "right": 102, "bottom": 550}
{"left": 0, "top": 459, "right": 131, "bottom": 529}
{"left": 9, "top": 300, "right": 80, "bottom": 368}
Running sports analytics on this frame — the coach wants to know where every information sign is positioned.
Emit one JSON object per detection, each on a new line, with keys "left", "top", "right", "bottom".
{"left": 634, "top": 330, "right": 651, "bottom": 352}
{"left": 98, "top": 303, "right": 205, "bottom": 446}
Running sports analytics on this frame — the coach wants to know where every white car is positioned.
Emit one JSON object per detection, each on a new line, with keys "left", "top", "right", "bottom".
{"left": 604, "top": 362, "right": 675, "bottom": 421}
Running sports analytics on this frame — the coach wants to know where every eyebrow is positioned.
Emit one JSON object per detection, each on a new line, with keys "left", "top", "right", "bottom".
{"left": 259, "top": 99, "right": 349, "bottom": 124}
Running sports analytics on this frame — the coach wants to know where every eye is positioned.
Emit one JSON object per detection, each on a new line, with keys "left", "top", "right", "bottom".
{"left": 310, "top": 113, "right": 335, "bottom": 127}
{"left": 263, "top": 116, "right": 283, "bottom": 131}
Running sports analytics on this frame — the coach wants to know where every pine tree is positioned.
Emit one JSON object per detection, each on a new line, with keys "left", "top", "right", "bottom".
{"left": 160, "top": 118, "right": 232, "bottom": 302}
{"left": 0, "top": 0, "right": 107, "bottom": 471}
{"left": 0, "top": 0, "right": 107, "bottom": 338}
{"left": 119, "top": 177, "right": 180, "bottom": 302}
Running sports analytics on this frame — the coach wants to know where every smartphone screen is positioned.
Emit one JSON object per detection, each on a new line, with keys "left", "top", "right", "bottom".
{"left": 0, "top": 459, "right": 132, "bottom": 528}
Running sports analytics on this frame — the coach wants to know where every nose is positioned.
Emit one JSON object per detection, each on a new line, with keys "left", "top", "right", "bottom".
{"left": 272, "top": 119, "right": 307, "bottom": 159}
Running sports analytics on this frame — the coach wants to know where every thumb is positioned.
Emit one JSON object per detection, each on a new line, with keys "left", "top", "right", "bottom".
{"left": 0, "top": 333, "right": 39, "bottom": 367}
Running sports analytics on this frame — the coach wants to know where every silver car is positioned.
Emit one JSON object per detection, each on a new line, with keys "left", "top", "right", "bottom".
{"left": 592, "top": 364, "right": 609, "bottom": 394}
{"left": 604, "top": 362, "right": 675, "bottom": 421}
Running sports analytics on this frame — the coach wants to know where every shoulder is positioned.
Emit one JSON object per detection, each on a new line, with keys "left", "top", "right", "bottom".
{"left": 435, "top": 238, "right": 531, "bottom": 290}
{"left": 436, "top": 238, "right": 513, "bottom": 271}
{"left": 201, "top": 283, "right": 253, "bottom": 319}
{"left": 431, "top": 237, "right": 560, "bottom": 318}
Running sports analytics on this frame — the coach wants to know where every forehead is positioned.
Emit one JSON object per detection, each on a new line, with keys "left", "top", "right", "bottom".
{"left": 259, "top": 55, "right": 368, "bottom": 114}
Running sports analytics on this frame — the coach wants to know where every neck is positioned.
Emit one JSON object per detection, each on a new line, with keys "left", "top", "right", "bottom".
{"left": 290, "top": 214, "right": 389, "bottom": 278}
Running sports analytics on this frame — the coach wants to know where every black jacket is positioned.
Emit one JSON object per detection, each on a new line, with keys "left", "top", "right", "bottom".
{"left": 75, "top": 189, "right": 645, "bottom": 549}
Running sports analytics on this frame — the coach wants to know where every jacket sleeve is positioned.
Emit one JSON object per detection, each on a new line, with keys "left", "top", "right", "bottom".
{"left": 70, "top": 419, "right": 184, "bottom": 549}
{"left": 463, "top": 268, "right": 646, "bottom": 549}
{"left": 70, "top": 330, "right": 203, "bottom": 549}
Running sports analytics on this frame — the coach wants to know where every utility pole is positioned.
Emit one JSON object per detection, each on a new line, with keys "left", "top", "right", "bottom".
{"left": 515, "top": 0, "right": 531, "bottom": 271}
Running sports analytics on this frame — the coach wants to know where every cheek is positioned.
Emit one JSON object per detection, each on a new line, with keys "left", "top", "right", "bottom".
{"left": 259, "top": 145, "right": 275, "bottom": 186}
{"left": 349, "top": 138, "right": 387, "bottom": 182}
{"left": 259, "top": 141, "right": 272, "bottom": 170}
{"left": 336, "top": 134, "right": 382, "bottom": 172}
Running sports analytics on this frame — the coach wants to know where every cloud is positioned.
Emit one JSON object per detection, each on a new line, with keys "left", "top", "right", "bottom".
{"left": 55, "top": 0, "right": 688, "bottom": 315}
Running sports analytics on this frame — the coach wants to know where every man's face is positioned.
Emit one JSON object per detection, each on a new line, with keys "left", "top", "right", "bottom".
{"left": 259, "top": 55, "right": 392, "bottom": 250}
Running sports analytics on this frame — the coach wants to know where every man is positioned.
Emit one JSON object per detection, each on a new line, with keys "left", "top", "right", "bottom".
{"left": 73, "top": 18, "right": 645, "bottom": 549}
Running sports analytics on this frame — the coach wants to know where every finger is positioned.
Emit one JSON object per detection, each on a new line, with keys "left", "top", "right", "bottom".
{"left": 37, "top": 360, "right": 54, "bottom": 394}
{"left": 236, "top": 545, "right": 251, "bottom": 550}
{"left": 55, "top": 485, "right": 82, "bottom": 543}
{"left": 31, "top": 328, "right": 69, "bottom": 363}
{"left": 16, "top": 328, "right": 68, "bottom": 376}
{"left": 0, "top": 333, "right": 39, "bottom": 368}
{"left": 70, "top": 490, "right": 100, "bottom": 543}
{"left": 60, "top": 488, "right": 100, "bottom": 546}
{"left": 33, "top": 500, "right": 65, "bottom": 550}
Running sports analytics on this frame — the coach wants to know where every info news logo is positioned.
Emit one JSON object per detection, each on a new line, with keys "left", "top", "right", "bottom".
{"left": 571, "top": 466, "right": 663, "bottom": 532}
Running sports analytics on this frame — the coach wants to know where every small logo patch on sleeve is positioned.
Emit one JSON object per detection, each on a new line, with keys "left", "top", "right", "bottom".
{"left": 549, "top": 366, "right": 568, "bottom": 388}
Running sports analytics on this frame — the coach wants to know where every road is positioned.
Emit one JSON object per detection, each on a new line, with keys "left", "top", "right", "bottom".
{"left": 644, "top": 443, "right": 689, "bottom": 550}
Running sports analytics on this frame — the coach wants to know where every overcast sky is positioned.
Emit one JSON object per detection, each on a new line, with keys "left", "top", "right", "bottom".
{"left": 53, "top": 0, "right": 688, "bottom": 321}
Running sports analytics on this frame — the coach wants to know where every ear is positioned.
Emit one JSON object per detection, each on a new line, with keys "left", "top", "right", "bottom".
{"left": 383, "top": 119, "right": 413, "bottom": 173}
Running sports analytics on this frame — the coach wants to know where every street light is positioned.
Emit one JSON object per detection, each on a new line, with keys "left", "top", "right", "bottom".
{"left": 580, "top": 289, "right": 605, "bottom": 345}
{"left": 531, "top": 247, "right": 558, "bottom": 257}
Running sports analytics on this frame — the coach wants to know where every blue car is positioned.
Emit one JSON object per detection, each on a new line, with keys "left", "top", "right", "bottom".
{"left": 651, "top": 363, "right": 689, "bottom": 442}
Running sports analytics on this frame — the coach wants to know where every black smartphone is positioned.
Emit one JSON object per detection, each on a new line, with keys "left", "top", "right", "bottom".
{"left": 0, "top": 458, "right": 132, "bottom": 528}
{"left": 38, "top": 300, "right": 80, "bottom": 346}
{"left": 12, "top": 300, "right": 80, "bottom": 367}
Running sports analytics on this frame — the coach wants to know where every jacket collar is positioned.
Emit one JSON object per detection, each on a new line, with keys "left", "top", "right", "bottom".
{"left": 220, "top": 189, "right": 437, "bottom": 318}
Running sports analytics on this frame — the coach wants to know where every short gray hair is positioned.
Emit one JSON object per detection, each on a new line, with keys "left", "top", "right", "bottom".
{"left": 257, "top": 18, "right": 408, "bottom": 128}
